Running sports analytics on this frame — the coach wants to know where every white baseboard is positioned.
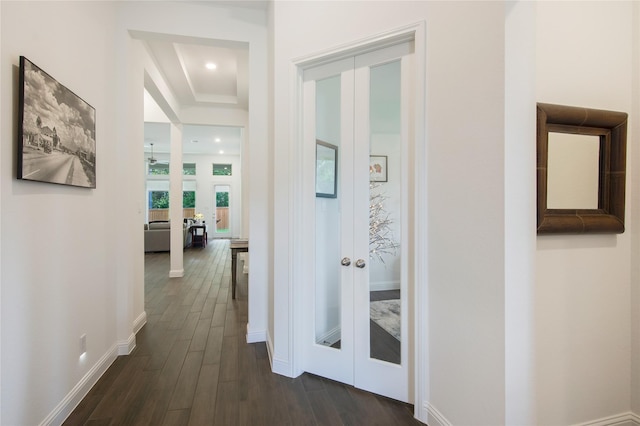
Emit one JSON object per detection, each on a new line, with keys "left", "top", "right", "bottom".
{"left": 39, "top": 344, "right": 118, "bottom": 426}
{"left": 316, "top": 326, "right": 340, "bottom": 346}
{"left": 246, "top": 323, "right": 266, "bottom": 343}
{"left": 416, "top": 399, "right": 429, "bottom": 424}
{"left": 133, "top": 311, "right": 147, "bottom": 334}
{"left": 425, "top": 402, "right": 452, "bottom": 426}
{"left": 418, "top": 408, "right": 640, "bottom": 426}
{"left": 575, "top": 412, "right": 640, "bottom": 426}
{"left": 266, "top": 330, "right": 296, "bottom": 378}
{"left": 370, "top": 280, "right": 400, "bottom": 292}
{"left": 271, "top": 355, "right": 294, "bottom": 377}
{"left": 117, "top": 333, "right": 136, "bottom": 355}
{"left": 266, "top": 331, "right": 274, "bottom": 365}
{"left": 238, "top": 253, "right": 249, "bottom": 274}
{"left": 169, "top": 269, "right": 184, "bottom": 278}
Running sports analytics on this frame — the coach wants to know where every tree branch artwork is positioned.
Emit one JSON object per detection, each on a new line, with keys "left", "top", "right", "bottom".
{"left": 369, "top": 182, "right": 399, "bottom": 263}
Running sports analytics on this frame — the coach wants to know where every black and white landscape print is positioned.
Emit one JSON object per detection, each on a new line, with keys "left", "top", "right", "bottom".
{"left": 18, "top": 56, "right": 96, "bottom": 188}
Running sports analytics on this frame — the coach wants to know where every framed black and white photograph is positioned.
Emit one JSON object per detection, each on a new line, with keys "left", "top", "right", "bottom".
{"left": 18, "top": 56, "right": 96, "bottom": 188}
{"left": 316, "top": 140, "right": 337, "bottom": 198}
{"left": 369, "top": 155, "right": 387, "bottom": 182}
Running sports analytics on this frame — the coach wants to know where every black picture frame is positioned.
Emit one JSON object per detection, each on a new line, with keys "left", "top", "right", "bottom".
{"left": 315, "top": 140, "right": 338, "bottom": 198}
{"left": 18, "top": 56, "right": 96, "bottom": 188}
{"left": 369, "top": 155, "right": 388, "bottom": 182}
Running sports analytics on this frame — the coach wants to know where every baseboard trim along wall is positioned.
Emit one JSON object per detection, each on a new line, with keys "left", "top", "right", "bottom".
{"left": 425, "top": 402, "right": 452, "bottom": 426}
{"left": 246, "top": 323, "right": 266, "bottom": 343}
{"left": 575, "top": 412, "right": 640, "bottom": 426}
{"left": 417, "top": 408, "right": 640, "bottom": 426}
{"left": 133, "top": 311, "right": 147, "bottom": 334}
{"left": 271, "top": 356, "right": 293, "bottom": 377}
{"left": 266, "top": 330, "right": 295, "bottom": 377}
{"left": 117, "top": 333, "right": 136, "bottom": 355}
{"left": 369, "top": 280, "right": 401, "bottom": 292}
{"left": 316, "top": 326, "right": 340, "bottom": 347}
{"left": 169, "top": 269, "right": 184, "bottom": 278}
{"left": 39, "top": 344, "right": 118, "bottom": 426}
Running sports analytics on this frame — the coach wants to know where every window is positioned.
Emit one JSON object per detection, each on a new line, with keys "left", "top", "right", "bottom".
{"left": 183, "top": 191, "right": 195, "bottom": 208}
{"left": 213, "top": 163, "right": 232, "bottom": 176}
{"left": 183, "top": 163, "right": 196, "bottom": 175}
{"left": 148, "top": 191, "right": 196, "bottom": 208}
{"left": 149, "top": 163, "right": 169, "bottom": 175}
{"left": 149, "top": 191, "right": 169, "bottom": 209}
{"left": 216, "top": 190, "right": 229, "bottom": 208}
{"left": 148, "top": 163, "right": 197, "bottom": 175}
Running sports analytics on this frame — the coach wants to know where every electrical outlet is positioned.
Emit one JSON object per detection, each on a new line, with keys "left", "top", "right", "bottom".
{"left": 80, "top": 334, "right": 87, "bottom": 355}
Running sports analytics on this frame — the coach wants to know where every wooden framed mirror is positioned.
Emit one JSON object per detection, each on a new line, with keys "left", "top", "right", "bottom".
{"left": 537, "top": 103, "right": 627, "bottom": 234}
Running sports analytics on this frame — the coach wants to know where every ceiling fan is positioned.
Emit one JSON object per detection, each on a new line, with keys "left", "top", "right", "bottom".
{"left": 148, "top": 143, "right": 157, "bottom": 164}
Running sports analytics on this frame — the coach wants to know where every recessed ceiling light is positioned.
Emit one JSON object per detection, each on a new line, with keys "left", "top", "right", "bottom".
{"left": 219, "top": 150, "right": 224, "bottom": 154}
{"left": 214, "top": 137, "right": 221, "bottom": 143}
{"left": 205, "top": 62, "right": 217, "bottom": 70}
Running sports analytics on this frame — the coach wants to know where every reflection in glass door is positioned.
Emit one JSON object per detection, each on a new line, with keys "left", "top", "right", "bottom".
{"left": 367, "top": 61, "right": 402, "bottom": 365}
{"left": 315, "top": 75, "right": 342, "bottom": 348}
{"left": 213, "top": 185, "right": 230, "bottom": 236}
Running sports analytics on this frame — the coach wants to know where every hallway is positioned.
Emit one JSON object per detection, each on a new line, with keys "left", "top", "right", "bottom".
{"left": 64, "top": 239, "right": 420, "bottom": 425}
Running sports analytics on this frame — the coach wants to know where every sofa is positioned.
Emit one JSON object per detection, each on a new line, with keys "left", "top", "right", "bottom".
{"left": 144, "top": 221, "right": 192, "bottom": 252}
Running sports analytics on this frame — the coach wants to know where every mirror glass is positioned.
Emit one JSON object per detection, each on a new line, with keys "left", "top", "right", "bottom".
{"left": 547, "top": 133, "right": 600, "bottom": 209}
{"left": 536, "top": 102, "right": 627, "bottom": 234}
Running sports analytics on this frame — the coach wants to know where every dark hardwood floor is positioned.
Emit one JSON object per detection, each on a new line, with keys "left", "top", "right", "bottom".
{"left": 64, "top": 239, "right": 421, "bottom": 425}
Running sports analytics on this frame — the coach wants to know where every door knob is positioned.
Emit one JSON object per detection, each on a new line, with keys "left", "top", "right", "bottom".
{"left": 355, "top": 259, "right": 366, "bottom": 268}
{"left": 341, "top": 257, "right": 351, "bottom": 266}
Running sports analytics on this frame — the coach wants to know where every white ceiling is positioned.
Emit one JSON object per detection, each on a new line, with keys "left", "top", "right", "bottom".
{"left": 145, "top": 38, "right": 249, "bottom": 109}
{"left": 142, "top": 34, "right": 248, "bottom": 156}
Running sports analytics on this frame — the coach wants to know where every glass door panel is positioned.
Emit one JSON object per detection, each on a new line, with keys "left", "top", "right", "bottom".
{"left": 368, "top": 61, "right": 402, "bottom": 364}
{"left": 214, "top": 185, "right": 230, "bottom": 234}
{"left": 352, "top": 45, "right": 411, "bottom": 402}
{"left": 315, "top": 75, "right": 342, "bottom": 347}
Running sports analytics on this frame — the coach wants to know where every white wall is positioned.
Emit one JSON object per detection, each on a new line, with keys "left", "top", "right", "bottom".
{"left": 0, "top": 3, "right": 132, "bottom": 425}
{"left": 633, "top": 2, "right": 640, "bottom": 418}
{"left": 535, "top": 2, "right": 638, "bottom": 425}
{"left": 272, "top": 2, "right": 509, "bottom": 425}
{"left": 425, "top": 3, "right": 507, "bottom": 424}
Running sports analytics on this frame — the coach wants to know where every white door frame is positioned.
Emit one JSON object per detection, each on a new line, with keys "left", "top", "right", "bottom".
{"left": 290, "top": 21, "right": 428, "bottom": 420}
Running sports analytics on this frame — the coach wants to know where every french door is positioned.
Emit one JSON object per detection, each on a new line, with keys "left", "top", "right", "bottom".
{"left": 212, "top": 184, "right": 231, "bottom": 238}
{"left": 301, "top": 42, "right": 414, "bottom": 402}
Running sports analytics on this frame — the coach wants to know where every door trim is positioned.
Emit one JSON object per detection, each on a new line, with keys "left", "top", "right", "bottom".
{"left": 290, "top": 21, "right": 427, "bottom": 419}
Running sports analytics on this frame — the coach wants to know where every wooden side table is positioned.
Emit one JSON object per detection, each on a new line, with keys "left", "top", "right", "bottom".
{"left": 230, "top": 239, "right": 249, "bottom": 299}
{"left": 190, "top": 225, "right": 207, "bottom": 248}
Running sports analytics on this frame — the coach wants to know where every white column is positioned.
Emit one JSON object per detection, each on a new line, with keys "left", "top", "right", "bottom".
{"left": 169, "top": 123, "right": 184, "bottom": 278}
